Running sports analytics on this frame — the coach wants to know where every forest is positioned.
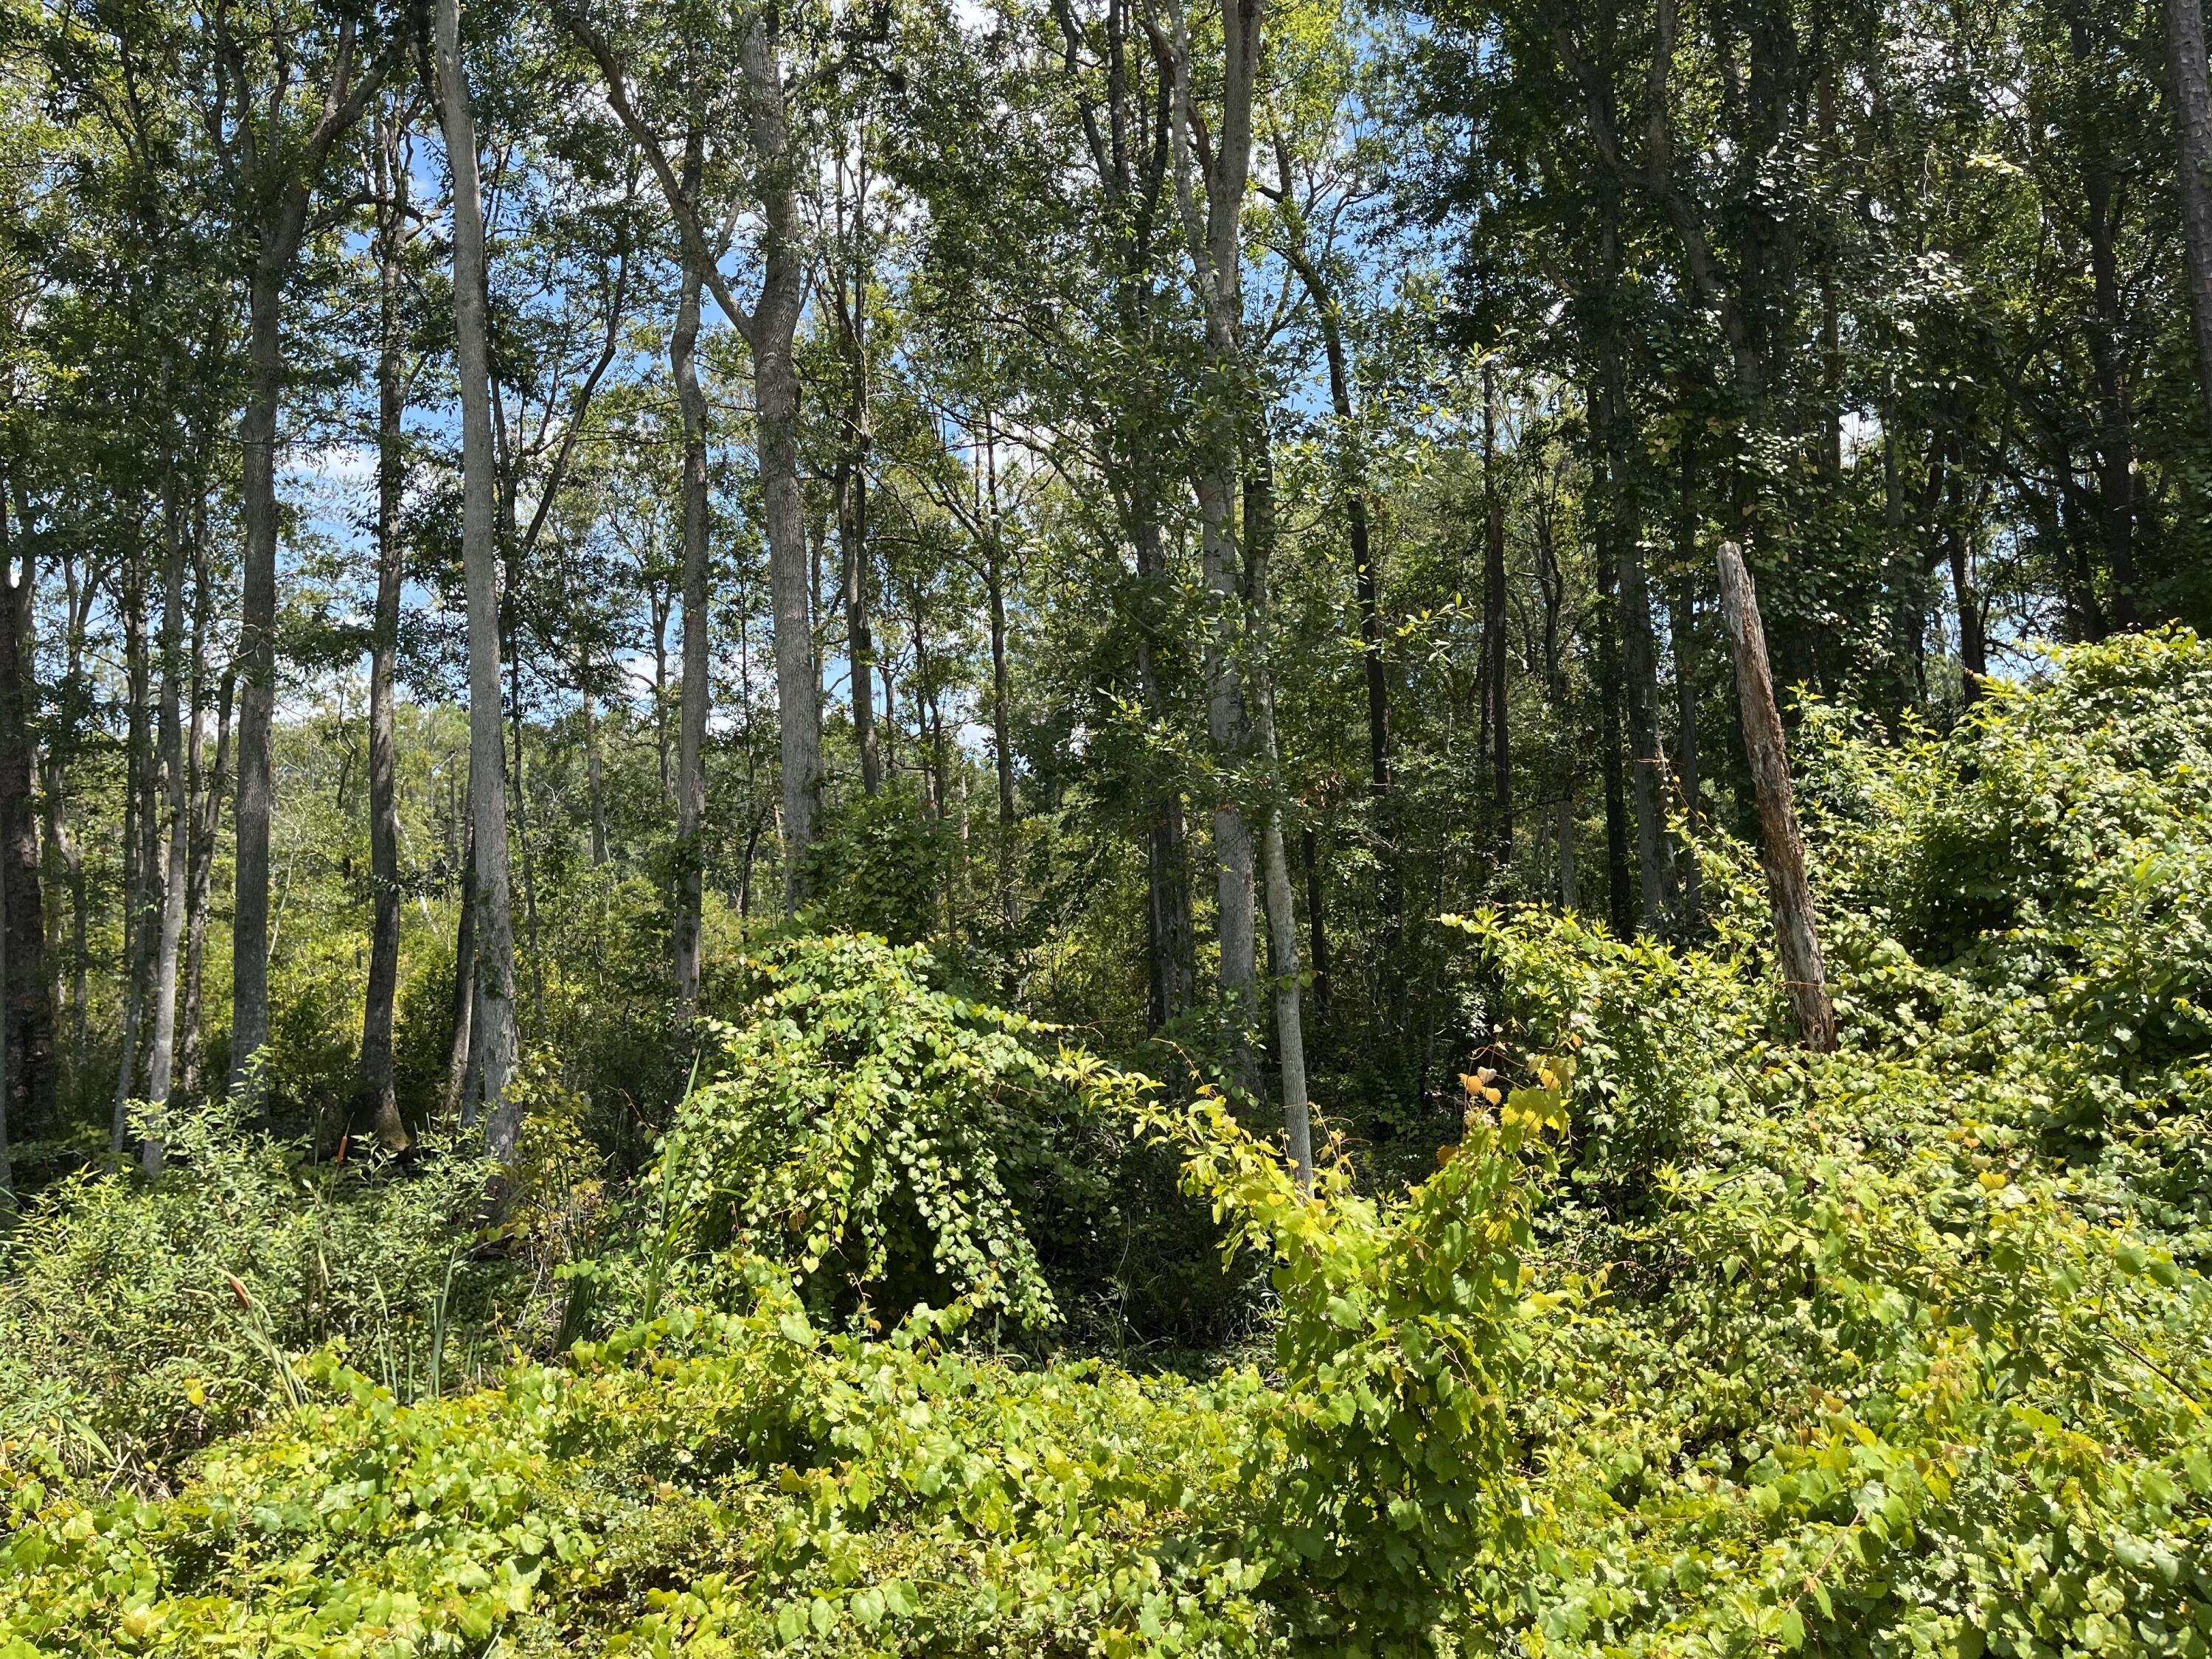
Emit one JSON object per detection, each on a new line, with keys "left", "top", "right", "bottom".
{"left": 3, "top": 0, "right": 2212, "bottom": 1649}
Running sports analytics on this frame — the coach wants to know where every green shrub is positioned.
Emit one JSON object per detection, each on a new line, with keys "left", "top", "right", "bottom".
{"left": 0, "top": 1077, "right": 1574, "bottom": 1658}
{"left": 1800, "top": 629, "right": 2212, "bottom": 1259}
{"left": 803, "top": 786, "right": 949, "bottom": 945}
{"left": 0, "top": 1100, "right": 509, "bottom": 1479}
{"left": 1140, "top": 1068, "right": 1572, "bottom": 1646}
{"left": 645, "top": 932, "right": 1155, "bottom": 1333}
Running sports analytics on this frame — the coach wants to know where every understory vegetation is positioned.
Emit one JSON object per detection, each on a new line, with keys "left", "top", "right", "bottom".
{"left": 4, "top": 633, "right": 2208, "bottom": 1657}
{"left": 10, "top": 0, "right": 2212, "bottom": 1641}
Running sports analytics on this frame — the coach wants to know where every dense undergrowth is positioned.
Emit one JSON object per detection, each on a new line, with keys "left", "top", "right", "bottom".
{"left": 4, "top": 632, "right": 2212, "bottom": 1656}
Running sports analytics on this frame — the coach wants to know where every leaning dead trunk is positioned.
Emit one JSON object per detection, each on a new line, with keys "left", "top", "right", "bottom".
{"left": 434, "top": 0, "right": 521, "bottom": 1161}
{"left": 1715, "top": 542, "right": 1836, "bottom": 1052}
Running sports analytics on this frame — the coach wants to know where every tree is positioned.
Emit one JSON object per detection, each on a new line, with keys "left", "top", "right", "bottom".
{"left": 2166, "top": 0, "right": 2212, "bottom": 436}
{"left": 216, "top": 1, "right": 393, "bottom": 1100}
{"left": 432, "top": 0, "right": 521, "bottom": 1156}
{"left": 560, "top": 0, "right": 820, "bottom": 913}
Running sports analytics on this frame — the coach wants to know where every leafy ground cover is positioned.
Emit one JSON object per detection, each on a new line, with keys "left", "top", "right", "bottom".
{"left": 4, "top": 633, "right": 2211, "bottom": 1657}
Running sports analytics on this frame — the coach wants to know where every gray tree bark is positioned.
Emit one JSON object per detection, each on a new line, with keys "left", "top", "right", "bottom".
{"left": 111, "top": 563, "right": 153, "bottom": 1156}
{"left": 1599, "top": 375, "right": 1676, "bottom": 933}
{"left": 179, "top": 669, "right": 232, "bottom": 1103}
{"left": 2166, "top": 0, "right": 2212, "bottom": 439}
{"left": 1132, "top": 496, "right": 1195, "bottom": 1031}
{"left": 142, "top": 478, "right": 192, "bottom": 1169}
{"left": 670, "top": 150, "right": 709, "bottom": 1020}
{"left": 358, "top": 102, "right": 411, "bottom": 1152}
{"left": 1243, "top": 448, "right": 1312, "bottom": 1190}
{"left": 557, "top": 3, "right": 823, "bottom": 913}
{"left": 737, "top": 13, "right": 819, "bottom": 911}
{"left": 225, "top": 24, "right": 387, "bottom": 1104}
{"left": 0, "top": 473, "right": 54, "bottom": 1205}
{"left": 833, "top": 145, "right": 880, "bottom": 798}
{"left": 231, "top": 257, "right": 282, "bottom": 1105}
{"left": 434, "top": 0, "right": 521, "bottom": 1161}
{"left": 1481, "top": 361, "right": 1512, "bottom": 869}
{"left": 1169, "top": 0, "right": 1264, "bottom": 1088}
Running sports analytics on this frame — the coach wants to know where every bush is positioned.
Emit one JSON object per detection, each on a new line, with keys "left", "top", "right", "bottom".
{"left": 0, "top": 1100, "right": 510, "bottom": 1480}
{"left": 0, "top": 1080, "right": 1573, "bottom": 1658}
{"left": 642, "top": 932, "right": 1155, "bottom": 1334}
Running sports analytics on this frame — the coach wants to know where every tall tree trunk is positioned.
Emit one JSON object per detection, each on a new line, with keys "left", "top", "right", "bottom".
{"left": 1244, "top": 447, "right": 1312, "bottom": 1189}
{"left": 231, "top": 259, "right": 285, "bottom": 1102}
{"left": 1594, "top": 470, "right": 1635, "bottom": 940}
{"left": 51, "top": 538, "right": 88, "bottom": 1056}
{"left": 1, "top": 475, "right": 54, "bottom": 1200}
{"left": 434, "top": 0, "right": 521, "bottom": 1162}
{"left": 1170, "top": 0, "right": 1263, "bottom": 1089}
{"left": 562, "top": 3, "right": 823, "bottom": 911}
{"left": 1601, "top": 378, "right": 1675, "bottom": 932}
{"left": 1671, "top": 577, "right": 1702, "bottom": 924}
{"left": 443, "top": 802, "right": 476, "bottom": 1119}
{"left": 142, "top": 483, "right": 192, "bottom": 1169}
{"left": 1131, "top": 493, "right": 1194, "bottom": 1031}
{"left": 222, "top": 19, "right": 385, "bottom": 1105}
{"left": 1532, "top": 472, "right": 1576, "bottom": 912}
{"left": 979, "top": 425, "right": 1018, "bottom": 947}
{"left": 834, "top": 145, "right": 880, "bottom": 799}
{"left": 583, "top": 676, "right": 608, "bottom": 866}
{"left": 46, "top": 762, "right": 86, "bottom": 1060}
{"left": 1480, "top": 361, "right": 1512, "bottom": 868}
{"left": 838, "top": 454, "right": 878, "bottom": 796}
{"left": 1279, "top": 234, "right": 1386, "bottom": 795}
{"left": 508, "top": 650, "right": 542, "bottom": 1029}
{"left": 1555, "top": 796, "right": 1579, "bottom": 910}
{"left": 1672, "top": 433, "right": 1702, "bottom": 925}
{"left": 111, "top": 563, "right": 153, "bottom": 1155}
{"left": 1203, "top": 484, "right": 1257, "bottom": 1085}
{"left": 1301, "top": 822, "right": 1329, "bottom": 1034}
{"left": 2166, "top": 0, "right": 2212, "bottom": 440}
{"left": 358, "top": 109, "right": 410, "bottom": 1152}
{"left": 671, "top": 179, "right": 709, "bottom": 1021}
{"left": 2081, "top": 148, "right": 2140, "bottom": 629}
{"left": 179, "top": 670, "right": 232, "bottom": 1102}
{"left": 1716, "top": 541, "right": 1836, "bottom": 1051}
{"left": 734, "top": 12, "right": 821, "bottom": 911}
{"left": 1942, "top": 454, "right": 1987, "bottom": 699}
